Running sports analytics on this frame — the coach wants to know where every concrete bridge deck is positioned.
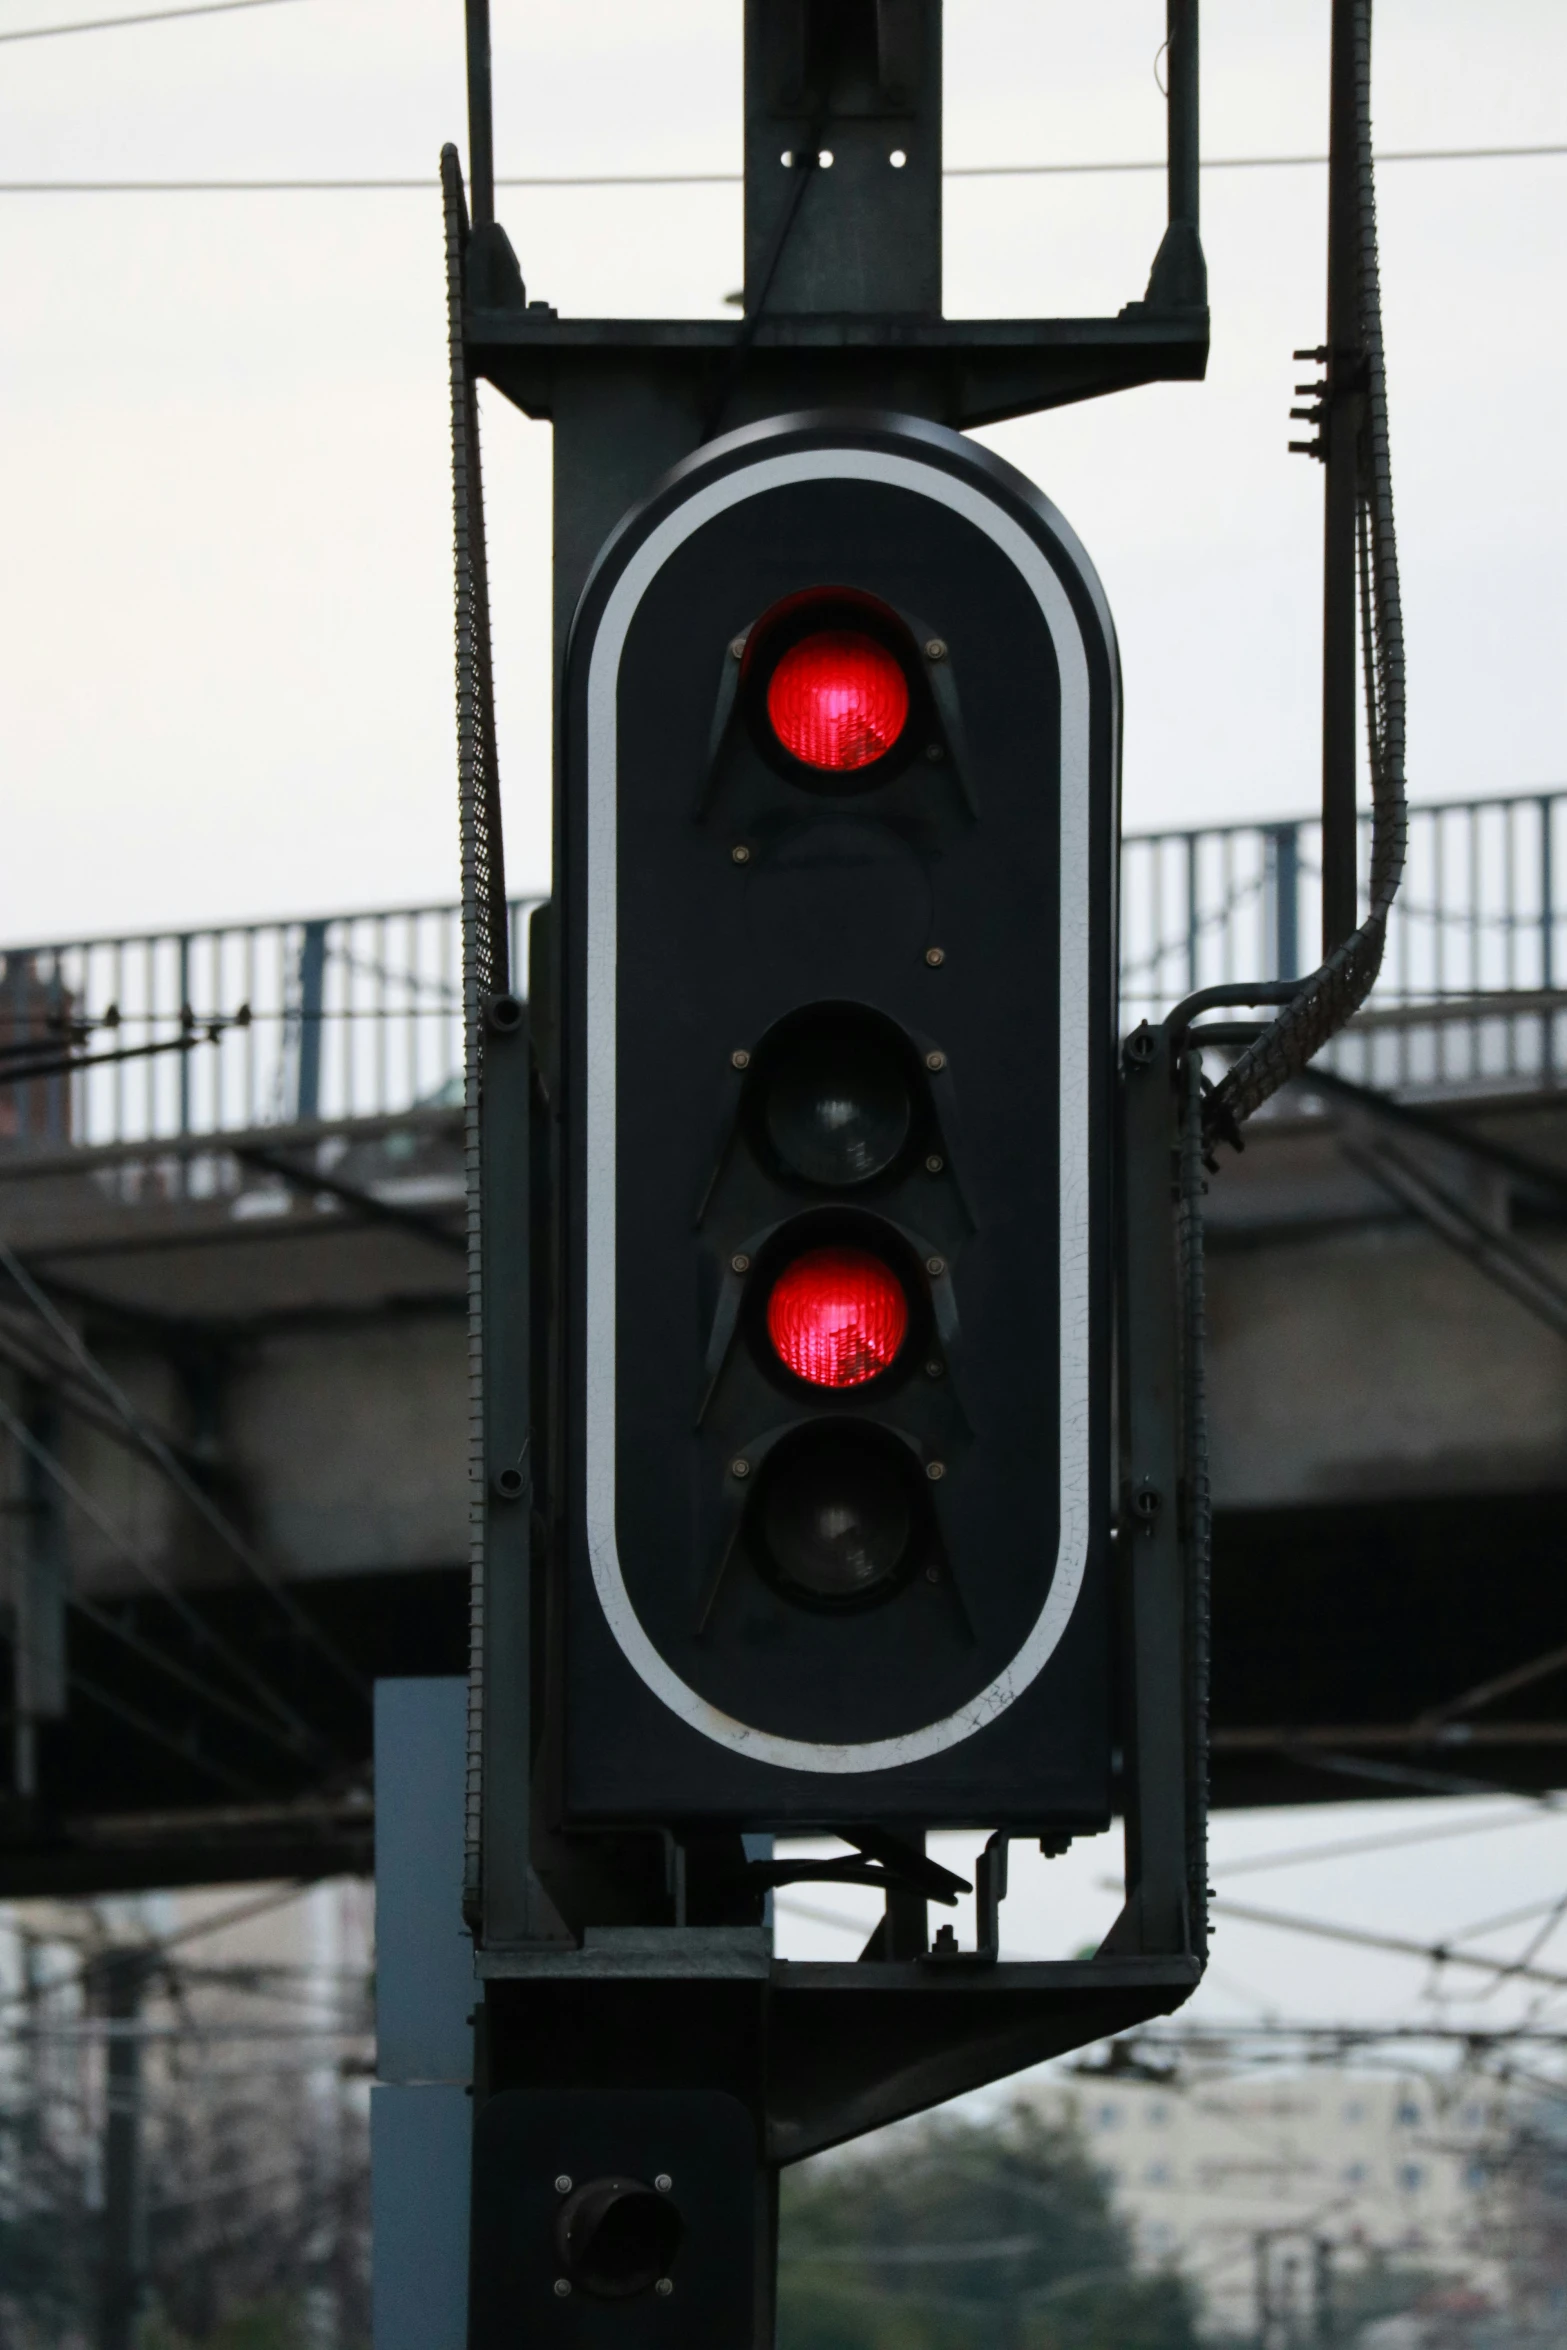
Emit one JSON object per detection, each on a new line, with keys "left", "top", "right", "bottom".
{"left": 3, "top": 797, "right": 1565, "bottom": 1891}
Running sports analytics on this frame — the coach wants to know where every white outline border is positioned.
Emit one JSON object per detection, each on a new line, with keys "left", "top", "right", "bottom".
{"left": 584, "top": 445, "right": 1094, "bottom": 1775}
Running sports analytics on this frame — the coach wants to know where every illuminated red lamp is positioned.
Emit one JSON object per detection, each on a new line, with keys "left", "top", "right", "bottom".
{"left": 765, "top": 630, "right": 910, "bottom": 772}
{"left": 765, "top": 1247, "right": 909, "bottom": 1389}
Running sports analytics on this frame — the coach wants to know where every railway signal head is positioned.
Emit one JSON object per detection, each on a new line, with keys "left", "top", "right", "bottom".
{"left": 557, "top": 412, "right": 1120, "bottom": 1829}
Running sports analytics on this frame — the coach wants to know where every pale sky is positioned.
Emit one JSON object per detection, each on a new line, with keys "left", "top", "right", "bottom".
{"left": 0, "top": 0, "right": 1563, "bottom": 942}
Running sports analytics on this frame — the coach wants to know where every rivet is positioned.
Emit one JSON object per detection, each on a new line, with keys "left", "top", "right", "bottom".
{"left": 924, "top": 1153, "right": 944, "bottom": 1174}
{"left": 731, "top": 1048, "right": 751, "bottom": 1070}
{"left": 925, "top": 1359, "right": 943, "bottom": 1379}
{"left": 926, "top": 1460, "right": 947, "bottom": 1482}
{"left": 925, "top": 1255, "right": 946, "bottom": 1278}
{"left": 730, "top": 1457, "right": 751, "bottom": 1480}
{"left": 554, "top": 2174, "right": 573, "bottom": 2195}
{"left": 729, "top": 635, "right": 747, "bottom": 660}
{"left": 731, "top": 843, "right": 752, "bottom": 865}
{"left": 654, "top": 2173, "right": 674, "bottom": 2193}
{"left": 924, "top": 637, "right": 948, "bottom": 661}
{"left": 655, "top": 2278, "right": 674, "bottom": 2298}
{"left": 925, "top": 1050, "right": 946, "bottom": 1072}
{"left": 925, "top": 946, "right": 945, "bottom": 967}
{"left": 553, "top": 2279, "right": 572, "bottom": 2298}
{"left": 730, "top": 1252, "right": 751, "bottom": 1275}
{"left": 890, "top": 148, "right": 908, "bottom": 169}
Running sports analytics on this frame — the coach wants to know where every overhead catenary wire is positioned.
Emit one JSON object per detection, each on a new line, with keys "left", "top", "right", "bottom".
{"left": 0, "top": 1238, "right": 368, "bottom": 1710}
{"left": 0, "top": 0, "right": 301, "bottom": 42}
{"left": 0, "top": 1388, "right": 330, "bottom": 1764}
{"left": 0, "top": 140, "right": 1563, "bottom": 194}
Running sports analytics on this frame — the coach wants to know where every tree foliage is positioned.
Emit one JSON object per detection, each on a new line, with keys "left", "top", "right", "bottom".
{"left": 779, "top": 2100, "right": 1200, "bottom": 2350}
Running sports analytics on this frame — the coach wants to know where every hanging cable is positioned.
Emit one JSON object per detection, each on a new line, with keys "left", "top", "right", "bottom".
{"left": 1205, "top": 0, "right": 1406, "bottom": 1141}
{"left": 0, "top": 1241, "right": 367, "bottom": 1709}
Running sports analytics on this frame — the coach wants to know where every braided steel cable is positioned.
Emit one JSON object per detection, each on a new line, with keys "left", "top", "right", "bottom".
{"left": 1205, "top": 0, "right": 1406, "bottom": 1140}
{"left": 443, "top": 143, "right": 509, "bottom": 1922}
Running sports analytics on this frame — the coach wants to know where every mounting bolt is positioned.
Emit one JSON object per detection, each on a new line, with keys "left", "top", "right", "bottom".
{"left": 730, "top": 1457, "right": 751, "bottom": 1480}
{"left": 924, "top": 1254, "right": 946, "bottom": 1278}
{"left": 924, "top": 946, "right": 945, "bottom": 967}
{"left": 731, "top": 1048, "right": 751, "bottom": 1070}
{"left": 924, "top": 1153, "right": 944, "bottom": 1174}
{"left": 926, "top": 1460, "right": 946, "bottom": 1482}
{"left": 924, "top": 638, "right": 948, "bottom": 662}
{"left": 731, "top": 843, "right": 752, "bottom": 865}
{"left": 654, "top": 2173, "right": 674, "bottom": 2194}
{"left": 553, "top": 2279, "right": 572, "bottom": 2298}
{"left": 554, "top": 2174, "right": 573, "bottom": 2195}
{"left": 924, "top": 1050, "right": 946, "bottom": 1072}
{"left": 730, "top": 1252, "right": 751, "bottom": 1275}
{"left": 655, "top": 2278, "right": 675, "bottom": 2298}
{"left": 729, "top": 635, "right": 747, "bottom": 660}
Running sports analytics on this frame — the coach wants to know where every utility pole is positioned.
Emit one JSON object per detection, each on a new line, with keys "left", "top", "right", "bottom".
{"left": 95, "top": 1948, "right": 149, "bottom": 2350}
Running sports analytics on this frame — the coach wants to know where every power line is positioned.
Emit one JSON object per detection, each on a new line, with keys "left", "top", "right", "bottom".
{"left": 1, "top": 140, "right": 1564, "bottom": 195}
{"left": 0, "top": 0, "right": 301, "bottom": 44}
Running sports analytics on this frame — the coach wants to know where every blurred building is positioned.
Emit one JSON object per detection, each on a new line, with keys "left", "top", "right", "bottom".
{"left": 1028, "top": 2064, "right": 1513, "bottom": 2341}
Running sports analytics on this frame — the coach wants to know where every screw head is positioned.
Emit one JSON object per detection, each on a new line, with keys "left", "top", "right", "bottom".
{"left": 730, "top": 1252, "right": 751, "bottom": 1275}
{"left": 925, "top": 1359, "right": 943, "bottom": 1379}
{"left": 729, "top": 635, "right": 747, "bottom": 660}
{"left": 730, "top": 1457, "right": 751, "bottom": 1480}
{"left": 654, "top": 2173, "right": 673, "bottom": 2193}
{"left": 924, "top": 1254, "right": 946, "bottom": 1278}
{"left": 554, "top": 2174, "right": 573, "bottom": 2195}
{"left": 925, "top": 1563, "right": 940, "bottom": 1582}
{"left": 924, "top": 1153, "right": 944, "bottom": 1174}
{"left": 655, "top": 2278, "right": 674, "bottom": 2298}
{"left": 925, "top": 1050, "right": 946, "bottom": 1072}
{"left": 924, "top": 637, "right": 948, "bottom": 661}
{"left": 925, "top": 742, "right": 945, "bottom": 763}
{"left": 553, "top": 2279, "right": 572, "bottom": 2298}
{"left": 731, "top": 1048, "right": 751, "bottom": 1070}
{"left": 926, "top": 1460, "right": 946, "bottom": 1482}
{"left": 731, "top": 843, "right": 751, "bottom": 865}
{"left": 924, "top": 946, "right": 945, "bottom": 967}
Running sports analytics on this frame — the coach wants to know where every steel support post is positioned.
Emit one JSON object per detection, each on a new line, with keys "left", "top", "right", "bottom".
{"left": 1320, "top": 0, "right": 1364, "bottom": 957}
{"left": 97, "top": 1949, "right": 149, "bottom": 2350}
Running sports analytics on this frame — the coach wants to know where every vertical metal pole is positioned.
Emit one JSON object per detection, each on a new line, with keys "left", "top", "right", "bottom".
{"left": 1320, "top": 0, "right": 1362, "bottom": 958}
{"left": 14, "top": 1383, "right": 66, "bottom": 1801}
{"left": 1268, "top": 825, "right": 1301, "bottom": 982}
{"left": 1144, "top": 0, "right": 1205, "bottom": 308}
{"left": 98, "top": 1950, "right": 148, "bottom": 2350}
{"left": 176, "top": 934, "right": 192, "bottom": 1137}
{"left": 295, "top": 919, "right": 328, "bottom": 1122}
{"left": 465, "top": 0, "right": 496, "bottom": 230}
{"left": 1541, "top": 794, "right": 1555, "bottom": 1082}
{"left": 1166, "top": 0, "right": 1200, "bottom": 243}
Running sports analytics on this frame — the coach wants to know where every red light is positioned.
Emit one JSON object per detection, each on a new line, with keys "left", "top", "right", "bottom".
{"left": 766, "top": 631, "right": 910, "bottom": 772}
{"left": 765, "top": 1247, "right": 909, "bottom": 1389}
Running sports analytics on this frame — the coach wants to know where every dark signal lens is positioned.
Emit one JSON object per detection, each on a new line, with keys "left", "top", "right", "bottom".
{"left": 760, "top": 1435, "right": 913, "bottom": 1603}
{"left": 766, "top": 1247, "right": 908, "bottom": 1388}
{"left": 766, "top": 630, "right": 910, "bottom": 772}
{"left": 764, "top": 1027, "right": 911, "bottom": 1187}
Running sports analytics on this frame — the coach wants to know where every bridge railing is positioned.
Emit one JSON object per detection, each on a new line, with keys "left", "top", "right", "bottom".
{"left": 2, "top": 791, "right": 1563, "bottom": 1150}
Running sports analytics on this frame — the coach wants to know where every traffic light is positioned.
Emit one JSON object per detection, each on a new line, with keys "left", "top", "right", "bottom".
{"left": 556, "top": 410, "right": 1120, "bottom": 1829}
